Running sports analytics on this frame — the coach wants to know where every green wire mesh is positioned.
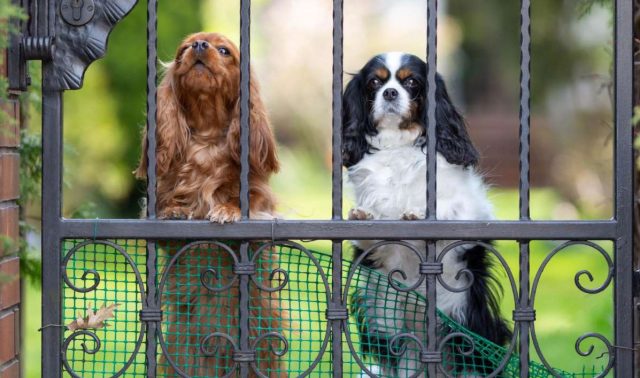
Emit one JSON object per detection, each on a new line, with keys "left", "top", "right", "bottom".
{"left": 62, "top": 239, "right": 148, "bottom": 377}
{"left": 61, "top": 240, "right": 606, "bottom": 377}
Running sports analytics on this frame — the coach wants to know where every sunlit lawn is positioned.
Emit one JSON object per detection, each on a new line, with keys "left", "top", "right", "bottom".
{"left": 24, "top": 152, "right": 613, "bottom": 377}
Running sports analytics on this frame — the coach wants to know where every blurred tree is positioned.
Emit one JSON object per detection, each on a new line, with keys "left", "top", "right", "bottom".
{"left": 449, "top": 0, "right": 607, "bottom": 109}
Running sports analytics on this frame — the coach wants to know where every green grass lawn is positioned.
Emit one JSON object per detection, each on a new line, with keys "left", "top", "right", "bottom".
{"left": 23, "top": 154, "right": 614, "bottom": 377}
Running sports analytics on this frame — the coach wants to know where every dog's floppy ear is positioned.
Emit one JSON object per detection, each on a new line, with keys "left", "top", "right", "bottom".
{"left": 342, "top": 73, "right": 374, "bottom": 167}
{"left": 430, "top": 74, "right": 479, "bottom": 167}
{"left": 135, "top": 66, "right": 190, "bottom": 179}
{"left": 228, "top": 72, "right": 279, "bottom": 176}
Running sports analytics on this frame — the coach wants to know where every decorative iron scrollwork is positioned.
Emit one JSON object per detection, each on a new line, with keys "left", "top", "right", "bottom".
{"left": 61, "top": 240, "right": 146, "bottom": 378}
{"left": 44, "top": 0, "right": 138, "bottom": 90}
{"left": 157, "top": 240, "right": 330, "bottom": 378}
{"left": 530, "top": 241, "right": 615, "bottom": 377}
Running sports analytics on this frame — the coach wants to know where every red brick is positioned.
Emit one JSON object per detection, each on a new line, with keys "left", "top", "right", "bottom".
{"left": 0, "top": 153, "right": 19, "bottom": 201}
{"left": 0, "top": 359, "right": 19, "bottom": 378}
{"left": 0, "top": 311, "right": 16, "bottom": 364}
{"left": 0, "top": 206, "right": 18, "bottom": 257}
{"left": 0, "top": 100, "right": 19, "bottom": 147}
{"left": 0, "top": 258, "right": 19, "bottom": 310}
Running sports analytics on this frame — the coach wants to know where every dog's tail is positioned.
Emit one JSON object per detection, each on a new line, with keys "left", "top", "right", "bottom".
{"left": 459, "top": 243, "right": 512, "bottom": 375}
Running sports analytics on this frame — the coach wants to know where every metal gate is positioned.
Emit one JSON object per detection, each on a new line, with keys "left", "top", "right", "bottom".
{"left": 7, "top": 0, "right": 635, "bottom": 377}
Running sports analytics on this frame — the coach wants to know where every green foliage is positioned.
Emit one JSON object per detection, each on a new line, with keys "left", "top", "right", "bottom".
{"left": 577, "top": 0, "right": 612, "bottom": 17}
{"left": 449, "top": 0, "right": 611, "bottom": 109}
{"left": 0, "top": 0, "right": 26, "bottom": 126}
{"left": 19, "top": 129, "right": 42, "bottom": 206}
{"left": 18, "top": 128, "right": 43, "bottom": 285}
{"left": 0, "top": 0, "right": 26, "bottom": 48}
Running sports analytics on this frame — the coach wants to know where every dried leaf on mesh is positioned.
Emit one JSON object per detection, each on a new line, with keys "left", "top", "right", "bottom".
{"left": 67, "top": 303, "right": 120, "bottom": 331}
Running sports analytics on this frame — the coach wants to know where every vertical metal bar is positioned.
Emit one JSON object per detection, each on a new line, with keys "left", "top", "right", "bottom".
{"left": 519, "top": 0, "right": 531, "bottom": 222}
{"left": 239, "top": 0, "right": 251, "bottom": 220}
{"left": 330, "top": 242, "right": 343, "bottom": 378}
{"left": 332, "top": 0, "right": 343, "bottom": 221}
{"left": 425, "top": 2, "right": 437, "bottom": 222}
{"left": 331, "top": 0, "right": 344, "bottom": 376}
{"left": 144, "top": 0, "right": 158, "bottom": 375}
{"left": 238, "top": 243, "right": 250, "bottom": 378}
{"left": 518, "top": 0, "right": 532, "bottom": 375}
{"left": 425, "top": 0, "right": 438, "bottom": 376}
{"left": 41, "top": 88, "right": 63, "bottom": 378}
{"left": 614, "top": 0, "right": 634, "bottom": 375}
{"left": 518, "top": 242, "right": 530, "bottom": 377}
{"left": 239, "top": 1, "right": 251, "bottom": 377}
{"left": 41, "top": 1, "right": 61, "bottom": 375}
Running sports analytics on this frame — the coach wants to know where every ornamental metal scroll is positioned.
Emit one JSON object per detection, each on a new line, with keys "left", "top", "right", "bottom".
{"left": 529, "top": 241, "right": 615, "bottom": 377}
{"left": 44, "top": 0, "right": 138, "bottom": 90}
{"left": 61, "top": 240, "right": 146, "bottom": 378}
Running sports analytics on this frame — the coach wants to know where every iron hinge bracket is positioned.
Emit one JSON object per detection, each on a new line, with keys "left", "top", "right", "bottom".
{"left": 8, "top": 0, "right": 139, "bottom": 91}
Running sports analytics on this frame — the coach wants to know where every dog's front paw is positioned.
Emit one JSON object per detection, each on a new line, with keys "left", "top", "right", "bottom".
{"left": 348, "top": 208, "right": 374, "bottom": 220}
{"left": 401, "top": 210, "right": 425, "bottom": 220}
{"left": 159, "top": 206, "right": 190, "bottom": 220}
{"left": 208, "top": 204, "right": 242, "bottom": 224}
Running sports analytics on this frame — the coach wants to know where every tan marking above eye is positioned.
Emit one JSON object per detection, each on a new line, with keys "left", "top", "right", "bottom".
{"left": 397, "top": 68, "right": 413, "bottom": 81}
{"left": 374, "top": 68, "right": 389, "bottom": 81}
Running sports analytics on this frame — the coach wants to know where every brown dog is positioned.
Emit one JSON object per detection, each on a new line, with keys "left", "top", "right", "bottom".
{"left": 136, "top": 32, "right": 285, "bottom": 377}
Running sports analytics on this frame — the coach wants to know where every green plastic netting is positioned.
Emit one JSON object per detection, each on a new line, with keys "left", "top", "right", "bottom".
{"left": 61, "top": 240, "right": 606, "bottom": 377}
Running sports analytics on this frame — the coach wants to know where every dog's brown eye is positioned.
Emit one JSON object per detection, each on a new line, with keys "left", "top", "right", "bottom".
{"left": 369, "top": 78, "right": 382, "bottom": 88}
{"left": 218, "top": 47, "right": 230, "bottom": 56}
{"left": 404, "top": 78, "right": 417, "bottom": 88}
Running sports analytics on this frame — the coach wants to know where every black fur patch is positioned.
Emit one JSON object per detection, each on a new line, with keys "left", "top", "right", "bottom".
{"left": 456, "top": 243, "right": 512, "bottom": 374}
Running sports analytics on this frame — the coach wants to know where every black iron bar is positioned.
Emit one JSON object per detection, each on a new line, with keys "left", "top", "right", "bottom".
{"left": 41, "top": 3, "right": 61, "bottom": 376}
{"left": 144, "top": 0, "right": 159, "bottom": 375}
{"left": 518, "top": 0, "right": 532, "bottom": 375}
{"left": 425, "top": 0, "right": 439, "bottom": 375}
{"left": 60, "top": 219, "right": 618, "bottom": 241}
{"left": 239, "top": 1, "right": 251, "bottom": 377}
{"left": 331, "top": 0, "right": 344, "bottom": 376}
{"left": 239, "top": 0, "right": 251, "bottom": 220}
{"left": 41, "top": 89, "right": 63, "bottom": 378}
{"left": 614, "top": 0, "right": 634, "bottom": 375}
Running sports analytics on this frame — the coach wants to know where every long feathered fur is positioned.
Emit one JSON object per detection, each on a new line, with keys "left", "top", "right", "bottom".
{"left": 343, "top": 52, "right": 511, "bottom": 377}
{"left": 135, "top": 32, "right": 285, "bottom": 377}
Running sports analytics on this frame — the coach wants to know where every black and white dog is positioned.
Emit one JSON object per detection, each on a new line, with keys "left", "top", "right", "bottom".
{"left": 343, "top": 52, "right": 510, "bottom": 377}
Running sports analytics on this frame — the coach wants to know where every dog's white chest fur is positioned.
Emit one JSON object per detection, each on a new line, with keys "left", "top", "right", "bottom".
{"left": 347, "top": 146, "right": 493, "bottom": 320}
{"left": 348, "top": 146, "right": 493, "bottom": 221}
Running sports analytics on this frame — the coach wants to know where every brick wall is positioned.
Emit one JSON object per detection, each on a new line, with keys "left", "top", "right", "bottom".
{"left": 0, "top": 49, "right": 21, "bottom": 378}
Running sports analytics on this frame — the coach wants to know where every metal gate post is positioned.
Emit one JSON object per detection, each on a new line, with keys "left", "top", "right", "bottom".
{"left": 614, "top": 0, "right": 634, "bottom": 375}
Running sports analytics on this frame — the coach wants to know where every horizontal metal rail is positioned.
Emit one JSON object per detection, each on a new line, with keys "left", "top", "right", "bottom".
{"left": 60, "top": 219, "right": 618, "bottom": 240}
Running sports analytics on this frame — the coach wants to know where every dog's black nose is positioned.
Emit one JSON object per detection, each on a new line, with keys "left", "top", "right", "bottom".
{"left": 191, "top": 40, "right": 210, "bottom": 53}
{"left": 383, "top": 88, "right": 398, "bottom": 101}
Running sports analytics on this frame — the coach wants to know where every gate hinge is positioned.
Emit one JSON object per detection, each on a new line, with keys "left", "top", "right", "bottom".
{"left": 633, "top": 270, "right": 640, "bottom": 298}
